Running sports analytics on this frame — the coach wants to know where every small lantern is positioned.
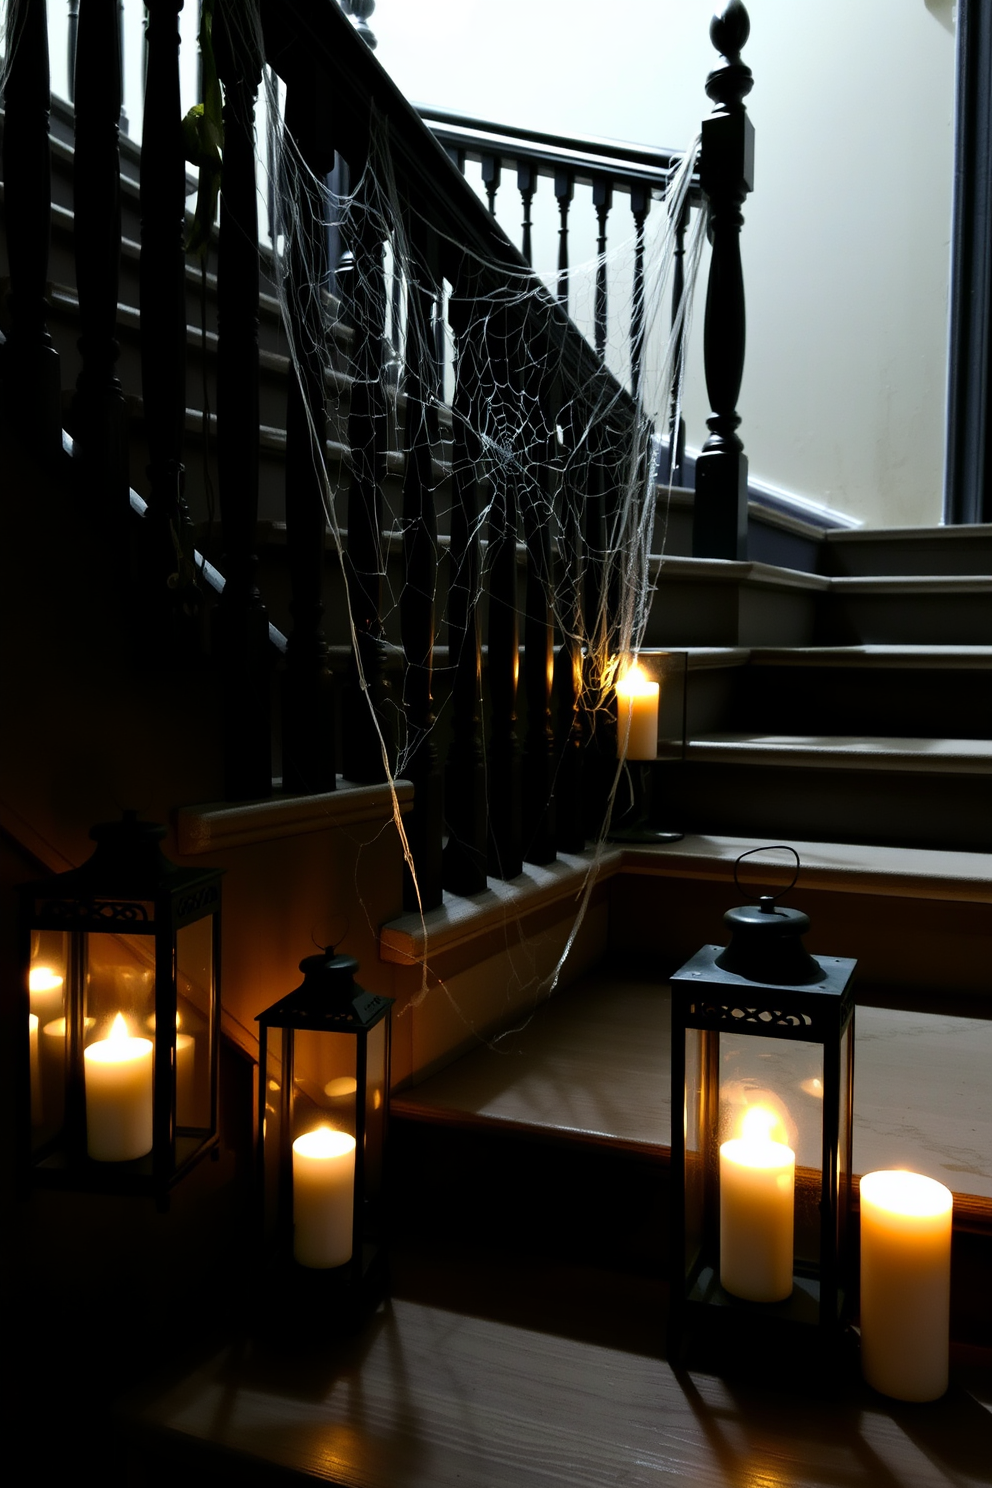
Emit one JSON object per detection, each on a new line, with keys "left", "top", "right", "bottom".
{"left": 256, "top": 949, "right": 393, "bottom": 1322}
{"left": 18, "top": 811, "right": 222, "bottom": 1200}
{"left": 669, "top": 848, "right": 856, "bottom": 1366}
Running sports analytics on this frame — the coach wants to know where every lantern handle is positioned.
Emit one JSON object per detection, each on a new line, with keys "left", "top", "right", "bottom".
{"left": 733, "top": 845, "right": 801, "bottom": 905}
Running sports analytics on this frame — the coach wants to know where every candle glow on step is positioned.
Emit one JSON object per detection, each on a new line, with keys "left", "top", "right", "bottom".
{"left": 720, "top": 1104, "right": 795, "bottom": 1303}
{"left": 83, "top": 1012, "right": 154, "bottom": 1162}
{"left": 615, "top": 660, "right": 659, "bottom": 761}
{"left": 859, "top": 1169, "right": 952, "bottom": 1402}
{"left": 293, "top": 1126, "right": 356, "bottom": 1268}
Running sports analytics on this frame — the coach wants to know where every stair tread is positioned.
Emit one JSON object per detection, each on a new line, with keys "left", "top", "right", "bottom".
{"left": 396, "top": 961, "right": 992, "bottom": 1205}
{"left": 688, "top": 733, "right": 992, "bottom": 770}
{"left": 118, "top": 1287, "right": 992, "bottom": 1488}
{"left": 393, "top": 972, "right": 668, "bottom": 1152}
{"left": 750, "top": 644, "right": 992, "bottom": 667}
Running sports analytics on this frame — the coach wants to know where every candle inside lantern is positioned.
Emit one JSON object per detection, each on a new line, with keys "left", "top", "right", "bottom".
{"left": 292, "top": 1127, "right": 356, "bottom": 1268}
{"left": 720, "top": 1105, "right": 795, "bottom": 1303}
{"left": 615, "top": 660, "right": 659, "bottom": 761}
{"left": 29, "top": 966, "right": 64, "bottom": 1026}
{"left": 859, "top": 1169, "right": 952, "bottom": 1401}
{"left": 83, "top": 1013, "right": 154, "bottom": 1162}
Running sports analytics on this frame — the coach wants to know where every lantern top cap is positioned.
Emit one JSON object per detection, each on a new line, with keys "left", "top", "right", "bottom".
{"left": 716, "top": 901, "right": 825, "bottom": 986}
{"left": 256, "top": 949, "right": 393, "bottom": 1031}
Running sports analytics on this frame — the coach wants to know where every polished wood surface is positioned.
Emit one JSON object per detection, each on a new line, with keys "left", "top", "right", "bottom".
{"left": 122, "top": 1291, "right": 992, "bottom": 1487}
{"left": 393, "top": 973, "right": 992, "bottom": 1204}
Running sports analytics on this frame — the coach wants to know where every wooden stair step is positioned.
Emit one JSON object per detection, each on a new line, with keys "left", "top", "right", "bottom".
{"left": 113, "top": 1290, "right": 992, "bottom": 1488}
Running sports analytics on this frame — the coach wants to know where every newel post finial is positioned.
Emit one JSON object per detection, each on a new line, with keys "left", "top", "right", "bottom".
{"left": 692, "top": 0, "right": 755, "bottom": 562}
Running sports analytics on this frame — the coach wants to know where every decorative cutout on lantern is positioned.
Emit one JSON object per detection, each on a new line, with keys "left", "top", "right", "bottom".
{"left": 17, "top": 812, "right": 222, "bottom": 1200}
{"left": 669, "top": 846, "right": 857, "bottom": 1364}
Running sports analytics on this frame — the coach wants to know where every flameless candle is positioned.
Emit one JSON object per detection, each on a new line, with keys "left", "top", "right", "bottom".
{"left": 29, "top": 966, "right": 64, "bottom": 1026}
{"left": 720, "top": 1106, "right": 795, "bottom": 1302}
{"left": 615, "top": 661, "right": 659, "bottom": 761}
{"left": 859, "top": 1169, "right": 953, "bottom": 1401}
{"left": 83, "top": 1013, "right": 154, "bottom": 1162}
{"left": 293, "top": 1126, "right": 356, "bottom": 1268}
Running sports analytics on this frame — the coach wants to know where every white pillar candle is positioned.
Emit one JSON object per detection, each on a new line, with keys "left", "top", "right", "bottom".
{"left": 615, "top": 661, "right": 659, "bottom": 761}
{"left": 720, "top": 1106, "right": 795, "bottom": 1303}
{"left": 29, "top": 966, "right": 64, "bottom": 1026}
{"left": 859, "top": 1169, "right": 953, "bottom": 1401}
{"left": 293, "top": 1127, "right": 356, "bottom": 1269}
{"left": 83, "top": 1013, "right": 154, "bottom": 1162}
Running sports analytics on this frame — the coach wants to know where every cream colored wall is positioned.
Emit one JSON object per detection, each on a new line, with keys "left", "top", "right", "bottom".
{"left": 375, "top": 0, "right": 957, "bottom": 529}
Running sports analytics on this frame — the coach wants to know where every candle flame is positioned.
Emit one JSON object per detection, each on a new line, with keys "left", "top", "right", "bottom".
{"left": 740, "top": 1105, "right": 784, "bottom": 1144}
{"left": 293, "top": 1126, "right": 356, "bottom": 1159}
{"left": 615, "top": 660, "right": 655, "bottom": 698}
{"left": 109, "top": 1012, "right": 130, "bottom": 1042}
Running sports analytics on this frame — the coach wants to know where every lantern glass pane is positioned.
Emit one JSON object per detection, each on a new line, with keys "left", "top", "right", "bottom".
{"left": 262, "top": 1030, "right": 286, "bottom": 1246}
{"left": 683, "top": 1026, "right": 707, "bottom": 1280}
{"left": 85, "top": 932, "right": 155, "bottom": 1043}
{"left": 29, "top": 931, "right": 68, "bottom": 1146}
{"left": 292, "top": 1029, "right": 358, "bottom": 1143}
{"left": 718, "top": 1030, "right": 824, "bottom": 1272}
{"left": 364, "top": 1018, "right": 387, "bottom": 1205}
{"left": 176, "top": 918, "right": 214, "bottom": 1130}
{"left": 82, "top": 933, "right": 156, "bottom": 1164}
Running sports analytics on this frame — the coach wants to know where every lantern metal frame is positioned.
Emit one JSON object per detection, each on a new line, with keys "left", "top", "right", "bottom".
{"left": 256, "top": 950, "right": 394, "bottom": 1322}
{"left": 669, "top": 899, "right": 856, "bottom": 1364}
{"left": 17, "top": 811, "right": 223, "bottom": 1201}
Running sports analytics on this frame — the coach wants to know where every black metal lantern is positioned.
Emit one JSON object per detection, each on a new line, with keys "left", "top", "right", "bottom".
{"left": 256, "top": 949, "right": 393, "bottom": 1321}
{"left": 18, "top": 811, "right": 222, "bottom": 1200}
{"left": 669, "top": 849, "right": 856, "bottom": 1366}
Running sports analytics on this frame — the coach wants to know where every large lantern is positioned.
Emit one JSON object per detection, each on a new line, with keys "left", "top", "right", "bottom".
{"left": 256, "top": 950, "right": 393, "bottom": 1323}
{"left": 18, "top": 811, "right": 222, "bottom": 1200}
{"left": 669, "top": 850, "right": 856, "bottom": 1365}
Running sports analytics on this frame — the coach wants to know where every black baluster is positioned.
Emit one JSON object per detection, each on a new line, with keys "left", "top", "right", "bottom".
{"left": 692, "top": 0, "right": 753, "bottom": 560}
{"left": 139, "top": 0, "right": 197, "bottom": 654}
{"left": 521, "top": 351, "right": 557, "bottom": 866}
{"left": 552, "top": 398, "right": 587, "bottom": 855}
{"left": 517, "top": 160, "right": 536, "bottom": 267}
{"left": 554, "top": 170, "right": 573, "bottom": 311}
{"left": 484, "top": 300, "right": 522, "bottom": 880}
{"left": 71, "top": 0, "right": 128, "bottom": 543}
{"left": 443, "top": 268, "right": 488, "bottom": 895}
{"left": 213, "top": 1, "right": 272, "bottom": 799}
{"left": 630, "top": 183, "right": 651, "bottom": 404}
{"left": 342, "top": 168, "right": 393, "bottom": 783}
{"left": 481, "top": 152, "right": 501, "bottom": 217}
{"left": 117, "top": 0, "right": 128, "bottom": 135}
{"left": 593, "top": 177, "right": 612, "bottom": 360}
{"left": 399, "top": 222, "right": 443, "bottom": 910}
{"left": 2, "top": 0, "right": 61, "bottom": 458}
{"left": 669, "top": 198, "right": 689, "bottom": 486}
{"left": 67, "top": 0, "right": 80, "bottom": 101}
{"left": 280, "top": 84, "right": 336, "bottom": 797}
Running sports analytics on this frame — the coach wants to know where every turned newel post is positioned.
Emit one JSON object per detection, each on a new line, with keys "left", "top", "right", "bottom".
{"left": 692, "top": 0, "right": 754, "bottom": 561}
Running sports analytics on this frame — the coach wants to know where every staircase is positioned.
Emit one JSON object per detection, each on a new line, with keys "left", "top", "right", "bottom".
{"left": 2, "top": 2, "right": 991, "bottom": 1482}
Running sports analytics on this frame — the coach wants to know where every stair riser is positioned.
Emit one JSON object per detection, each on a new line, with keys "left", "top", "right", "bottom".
{"left": 726, "top": 666, "right": 992, "bottom": 740}
{"left": 661, "top": 760, "right": 992, "bottom": 853}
